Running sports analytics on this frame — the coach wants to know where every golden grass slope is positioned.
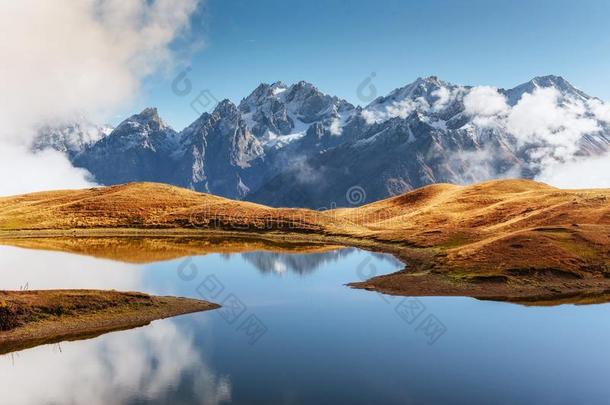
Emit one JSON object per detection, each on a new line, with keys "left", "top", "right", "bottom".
{"left": 0, "top": 182, "right": 359, "bottom": 234}
{"left": 1, "top": 179, "right": 609, "bottom": 302}
{"left": 335, "top": 179, "right": 609, "bottom": 244}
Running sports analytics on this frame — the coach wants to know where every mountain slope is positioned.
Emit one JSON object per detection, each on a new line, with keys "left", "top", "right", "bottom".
{"left": 73, "top": 108, "right": 178, "bottom": 184}
{"left": 174, "top": 100, "right": 264, "bottom": 198}
{"left": 0, "top": 182, "right": 357, "bottom": 234}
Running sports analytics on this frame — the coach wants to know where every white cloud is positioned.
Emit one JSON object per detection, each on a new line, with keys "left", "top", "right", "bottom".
{"left": 363, "top": 85, "right": 462, "bottom": 124}
{"left": 361, "top": 109, "right": 382, "bottom": 125}
{"left": 463, "top": 86, "right": 509, "bottom": 117}
{"left": 431, "top": 87, "right": 451, "bottom": 110}
{"left": 0, "top": 145, "right": 96, "bottom": 197}
{"left": 449, "top": 146, "right": 521, "bottom": 184}
{"left": 587, "top": 98, "right": 610, "bottom": 123}
{"left": 506, "top": 88, "right": 599, "bottom": 160}
{"left": 329, "top": 118, "right": 343, "bottom": 136}
{"left": 0, "top": 0, "right": 199, "bottom": 196}
{"left": 288, "top": 155, "right": 322, "bottom": 184}
{"left": 362, "top": 97, "right": 430, "bottom": 124}
{"left": 537, "top": 152, "right": 610, "bottom": 189}
{"left": 386, "top": 98, "right": 425, "bottom": 118}
{"left": 431, "top": 86, "right": 464, "bottom": 111}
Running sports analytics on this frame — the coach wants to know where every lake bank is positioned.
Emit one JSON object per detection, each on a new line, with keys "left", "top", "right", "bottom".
{"left": 0, "top": 289, "right": 219, "bottom": 355}
{"left": 0, "top": 179, "right": 609, "bottom": 304}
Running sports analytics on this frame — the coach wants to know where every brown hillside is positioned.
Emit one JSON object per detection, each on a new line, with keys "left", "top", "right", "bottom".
{"left": 1, "top": 179, "right": 609, "bottom": 304}
{"left": 0, "top": 182, "right": 360, "bottom": 234}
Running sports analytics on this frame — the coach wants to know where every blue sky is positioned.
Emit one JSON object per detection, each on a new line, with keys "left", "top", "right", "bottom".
{"left": 134, "top": 0, "right": 610, "bottom": 129}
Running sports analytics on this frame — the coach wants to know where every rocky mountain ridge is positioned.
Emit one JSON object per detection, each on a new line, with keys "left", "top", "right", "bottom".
{"left": 35, "top": 75, "right": 610, "bottom": 207}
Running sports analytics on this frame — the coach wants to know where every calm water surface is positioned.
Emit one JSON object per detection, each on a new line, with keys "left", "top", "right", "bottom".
{"left": 1, "top": 244, "right": 610, "bottom": 404}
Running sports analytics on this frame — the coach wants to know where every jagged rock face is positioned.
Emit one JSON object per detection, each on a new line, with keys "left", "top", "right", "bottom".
{"left": 176, "top": 100, "right": 264, "bottom": 199}
{"left": 72, "top": 108, "right": 178, "bottom": 185}
{"left": 35, "top": 76, "right": 610, "bottom": 208}
{"left": 239, "top": 82, "right": 295, "bottom": 137}
{"left": 238, "top": 81, "right": 355, "bottom": 144}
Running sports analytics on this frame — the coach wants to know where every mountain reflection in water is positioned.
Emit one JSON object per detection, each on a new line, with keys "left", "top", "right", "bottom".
{"left": 241, "top": 249, "right": 405, "bottom": 275}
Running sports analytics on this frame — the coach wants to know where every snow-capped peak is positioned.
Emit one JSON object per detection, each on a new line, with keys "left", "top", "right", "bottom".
{"left": 503, "top": 75, "right": 590, "bottom": 105}
{"left": 99, "top": 107, "right": 178, "bottom": 154}
{"left": 361, "top": 76, "right": 466, "bottom": 124}
{"left": 237, "top": 80, "right": 355, "bottom": 146}
{"left": 213, "top": 99, "right": 239, "bottom": 117}
{"left": 118, "top": 107, "right": 168, "bottom": 131}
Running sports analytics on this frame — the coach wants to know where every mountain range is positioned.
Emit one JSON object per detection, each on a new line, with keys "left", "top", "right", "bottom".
{"left": 35, "top": 75, "right": 610, "bottom": 208}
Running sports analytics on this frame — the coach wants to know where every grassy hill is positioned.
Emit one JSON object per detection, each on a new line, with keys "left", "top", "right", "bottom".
{"left": 1, "top": 179, "right": 609, "bottom": 303}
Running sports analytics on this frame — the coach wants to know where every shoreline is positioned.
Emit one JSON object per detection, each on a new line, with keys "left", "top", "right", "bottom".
{"left": 0, "top": 180, "right": 609, "bottom": 306}
{"left": 0, "top": 290, "right": 219, "bottom": 355}
{"left": 2, "top": 227, "right": 610, "bottom": 306}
